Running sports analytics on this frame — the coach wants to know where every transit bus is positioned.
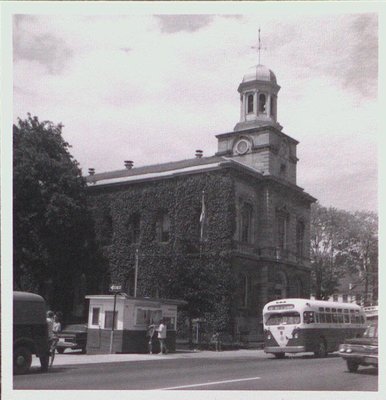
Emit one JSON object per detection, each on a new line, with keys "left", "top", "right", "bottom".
{"left": 263, "top": 298, "right": 366, "bottom": 358}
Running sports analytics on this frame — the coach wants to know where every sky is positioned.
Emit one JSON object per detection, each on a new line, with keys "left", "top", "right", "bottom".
{"left": 11, "top": 4, "right": 379, "bottom": 213}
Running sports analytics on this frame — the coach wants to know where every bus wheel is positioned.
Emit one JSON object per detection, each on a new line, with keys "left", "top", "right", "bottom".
{"left": 274, "top": 352, "right": 285, "bottom": 359}
{"left": 347, "top": 360, "right": 359, "bottom": 373}
{"left": 57, "top": 348, "right": 65, "bottom": 354}
{"left": 314, "top": 341, "right": 327, "bottom": 358}
{"left": 14, "top": 346, "right": 32, "bottom": 375}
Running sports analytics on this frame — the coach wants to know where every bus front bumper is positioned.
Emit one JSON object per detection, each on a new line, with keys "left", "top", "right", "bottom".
{"left": 264, "top": 346, "right": 305, "bottom": 353}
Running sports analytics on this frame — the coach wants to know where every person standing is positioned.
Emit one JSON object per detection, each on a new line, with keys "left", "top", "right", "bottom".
{"left": 53, "top": 314, "right": 62, "bottom": 334}
{"left": 146, "top": 323, "right": 156, "bottom": 354}
{"left": 46, "top": 311, "right": 55, "bottom": 340}
{"left": 157, "top": 319, "right": 168, "bottom": 354}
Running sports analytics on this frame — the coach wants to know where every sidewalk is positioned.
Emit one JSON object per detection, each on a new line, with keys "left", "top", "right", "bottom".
{"left": 32, "top": 349, "right": 270, "bottom": 367}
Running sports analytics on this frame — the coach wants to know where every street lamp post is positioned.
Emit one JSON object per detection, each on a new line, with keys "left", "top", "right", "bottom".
{"left": 109, "top": 285, "right": 122, "bottom": 354}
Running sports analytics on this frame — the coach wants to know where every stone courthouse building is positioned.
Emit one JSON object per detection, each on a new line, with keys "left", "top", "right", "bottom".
{"left": 86, "top": 61, "right": 316, "bottom": 343}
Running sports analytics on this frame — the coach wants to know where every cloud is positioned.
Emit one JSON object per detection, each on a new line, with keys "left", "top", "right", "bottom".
{"left": 13, "top": 15, "right": 73, "bottom": 74}
{"left": 155, "top": 15, "right": 214, "bottom": 33}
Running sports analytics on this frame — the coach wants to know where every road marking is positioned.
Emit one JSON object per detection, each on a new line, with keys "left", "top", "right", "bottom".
{"left": 153, "top": 376, "right": 261, "bottom": 390}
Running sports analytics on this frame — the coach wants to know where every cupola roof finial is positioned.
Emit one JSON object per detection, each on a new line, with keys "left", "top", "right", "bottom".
{"left": 251, "top": 27, "right": 263, "bottom": 65}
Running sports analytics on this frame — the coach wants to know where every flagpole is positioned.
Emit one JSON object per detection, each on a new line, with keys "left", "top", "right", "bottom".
{"left": 134, "top": 248, "right": 138, "bottom": 297}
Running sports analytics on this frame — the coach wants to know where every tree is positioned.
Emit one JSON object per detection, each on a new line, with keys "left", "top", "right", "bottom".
{"left": 347, "top": 211, "right": 378, "bottom": 305}
{"left": 310, "top": 203, "right": 378, "bottom": 304}
{"left": 310, "top": 203, "right": 353, "bottom": 300}
{"left": 13, "top": 114, "right": 102, "bottom": 318}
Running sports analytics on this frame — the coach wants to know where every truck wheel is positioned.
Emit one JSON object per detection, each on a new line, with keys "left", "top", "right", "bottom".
{"left": 347, "top": 360, "right": 359, "bottom": 373}
{"left": 274, "top": 352, "right": 285, "bottom": 359}
{"left": 14, "top": 346, "right": 32, "bottom": 375}
{"left": 40, "top": 354, "right": 49, "bottom": 372}
{"left": 57, "top": 348, "right": 65, "bottom": 354}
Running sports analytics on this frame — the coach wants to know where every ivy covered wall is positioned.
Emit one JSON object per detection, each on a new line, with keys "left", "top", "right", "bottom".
{"left": 88, "top": 170, "right": 238, "bottom": 334}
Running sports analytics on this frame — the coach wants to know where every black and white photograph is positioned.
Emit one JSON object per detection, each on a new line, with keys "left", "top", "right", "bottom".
{"left": 1, "top": 0, "right": 383, "bottom": 398}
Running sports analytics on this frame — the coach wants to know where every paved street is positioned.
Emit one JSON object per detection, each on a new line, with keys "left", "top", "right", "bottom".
{"left": 13, "top": 350, "right": 378, "bottom": 391}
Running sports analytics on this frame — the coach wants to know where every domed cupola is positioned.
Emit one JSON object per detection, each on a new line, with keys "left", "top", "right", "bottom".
{"left": 234, "top": 63, "right": 282, "bottom": 132}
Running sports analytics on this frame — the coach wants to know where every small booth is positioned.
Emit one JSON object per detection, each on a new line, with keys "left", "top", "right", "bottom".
{"left": 85, "top": 294, "right": 186, "bottom": 354}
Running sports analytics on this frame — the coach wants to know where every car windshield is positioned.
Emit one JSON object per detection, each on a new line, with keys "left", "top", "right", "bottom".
{"left": 63, "top": 324, "right": 87, "bottom": 332}
{"left": 363, "top": 323, "right": 378, "bottom": 338}
{"left": 265, "top": 312, "right": 301, "bottom": 326}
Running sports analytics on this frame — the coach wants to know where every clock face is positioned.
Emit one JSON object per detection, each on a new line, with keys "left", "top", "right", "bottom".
{"left": 235, "top": 139, "right": 250, "bottom": 155}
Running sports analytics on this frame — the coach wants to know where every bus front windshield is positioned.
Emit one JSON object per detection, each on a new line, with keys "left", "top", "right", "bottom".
{"left": 265, "top": 312, "right": 301, "bottom": 326}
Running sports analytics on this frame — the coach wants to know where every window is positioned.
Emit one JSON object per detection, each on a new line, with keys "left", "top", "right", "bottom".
{"left": 240, "top": 274, "right": 248, "bottom": 307}
{"left": 127, "top": 213, "right": 140, "bottom": 244}
{"left": 247, "top": 93, "right": 254, "bottom": 114}
{"left": 135, "top": 308, "right": 162, "bottom": 326}
{"left": 240, "top": 202, "right": 253, "bottom": 243}
{"left": 333, "top": 294, "right": 338, "bottom": 302}
{"left": 104, "top": 311, "right": 118, "bottom": 329}
{"left": 303, "top": 311, "right": 315, "bottom": 324}
{"left": 259, "top": 93, "right": 266, "bottom": 112}
{"left": 342, "top": 294, "right": 348, "bottom": 303}
{"left": 276, "top": 212, "right": 288, "bottom": 250}
{"left": 266, "top": 312, "right": 300, "bottom": 326}
{"left": 92, "top": 307, "right": 100, "bottom": 325}
{"left": 280, "top": 163, "right": 287, "bottom": 178}
{"left": 296, "top": 221, "right": 305, "bottom": 258}
{"left": 156, "top": 212, "right": 170, "bottom": 243}
{"left": 101, "top": 208, "right": 113, "bottom": 246}
{"left": 270, "top": 95, "right": 277, "bottom": 118}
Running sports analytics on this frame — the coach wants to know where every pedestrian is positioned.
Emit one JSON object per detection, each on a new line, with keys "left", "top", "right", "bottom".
{"left": 46, "top": 311, "right": 55, "bottom": 340}
{"left": 157, "top": 319, "right": 168, "bottom": 354}
{"left": 147, "top": 323, "right": 156, "bottom": 354}
{"left": 210, "top": 332, "right": 221, "bottom": 351}
{"left": 53, "top": 313, "right": 62, "bottom": 334}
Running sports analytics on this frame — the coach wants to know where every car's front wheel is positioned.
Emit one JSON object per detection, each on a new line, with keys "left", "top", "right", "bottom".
{"left": 57, "top": 348, "right": 65, "bottom": 354}
{"left": 347, "top": 360, "right": 359, "bottom": 373}
{"left": 274, "top": 352, "right": 285, "bottom": 359}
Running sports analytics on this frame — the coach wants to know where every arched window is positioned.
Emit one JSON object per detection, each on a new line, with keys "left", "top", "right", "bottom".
{"left": 247, "top": 93, "right": 254, "bottom": 114}
{"left": 294, "top": 277, "right": 304, "bottom": 298}
{"left": 276, "top": 210, "right": 289, "bottom": 250}
{"left": 156, "top": 212, "right": 170, "bottom": 243}
{"left": 259, "top": 94, "right": 266, "bottom": 113}
{"left": 127, "top": 213, "right": 140, "bottom": 244}
{"left": 270, "top": 95, "right": 277, "bottom": 118}
{"left": 296, "top": 220, "right": 305, "bottom": 259}
{"left": 240, "top": 273, "right": 249, "bottom": 307}
{"left": 240, "top": 203, "right": 253, "bottom": 243}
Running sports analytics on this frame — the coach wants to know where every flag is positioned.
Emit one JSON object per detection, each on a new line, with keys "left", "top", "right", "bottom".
{"left": 200, "top": 191, "right": 207, "bottom": 242}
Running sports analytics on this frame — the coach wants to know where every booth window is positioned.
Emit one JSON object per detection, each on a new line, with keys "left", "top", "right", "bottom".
{"left": 92, "top": 307, "right": 100, "bottom": 325}
{"left": 104, "top": 311, "right": 118, "bottom": 329}
{"left": 246, "top": 93, "right": 254, "bottom": 114}
{"left": 259, "top": 93, "right": 266, "bottom": 112}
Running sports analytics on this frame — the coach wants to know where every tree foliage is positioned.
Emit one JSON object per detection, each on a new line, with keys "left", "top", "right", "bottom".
{"left": 13, "top": 114, "right": 102, "bottom": 317}
{"left": 310, "top": 203, "right": 378, "bottom": 303}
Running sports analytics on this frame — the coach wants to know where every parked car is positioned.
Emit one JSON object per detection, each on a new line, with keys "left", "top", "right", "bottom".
{"left": 13, "top": 291, "right": 50, "bottom": 374}
{"left": 56, "top": 324, "right": 88, "bottom": 354}
{"left": 339, "top": 320, "right": 378, "bottom": 373}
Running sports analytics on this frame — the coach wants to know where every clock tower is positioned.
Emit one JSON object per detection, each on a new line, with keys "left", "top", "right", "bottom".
{"left": 216, "top": 62, "right": 299, "bottom": 185}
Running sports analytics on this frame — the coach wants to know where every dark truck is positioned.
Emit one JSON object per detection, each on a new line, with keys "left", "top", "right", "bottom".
{"left": 13, "top": 291, "right": 50, "bottom": 374}
{"left": 339, "top": 320, "right": 378, "bottom": 373}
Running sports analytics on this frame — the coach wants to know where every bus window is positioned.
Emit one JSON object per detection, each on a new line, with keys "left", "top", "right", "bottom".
{"left": 344, "top": 314, "right": 350, "bottom": 323}
{"left": 319, "top": 313, "right": 326, "bottom": 323}
{"left": 360, "top": 316, "right": 365, "bottom": 324}
{"left": 319, "top": 307, "right": 324, "bottom": 312}
{"left": 332, "top": 314, "right": 338, "bottom": 323}
{"left": 325, "top": 308, "right": 331, "bottom": 312}
{"left": 326, "top": 314, "right": 332, "bottom": 323}
{"left": 338, "top": 314, "right": 344, "bottom": 324}
{"left": 303, "top": 311, "right": 315, "bottom": 324}
{"left": 265, "top": 312, "right": 300, "bottom": 325}
{"left": 315, "top": 313, "right": 319, "bottom": 323}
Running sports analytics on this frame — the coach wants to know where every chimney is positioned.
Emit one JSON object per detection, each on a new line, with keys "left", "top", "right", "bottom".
{"left": 88, "top": 168, "right": 95, "bottom": 176}
{"left": 195, "top": 149, "right": 203, "bottom": 159}
{"left": 124, "top": 160, "right": 134, "bottom": 169}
